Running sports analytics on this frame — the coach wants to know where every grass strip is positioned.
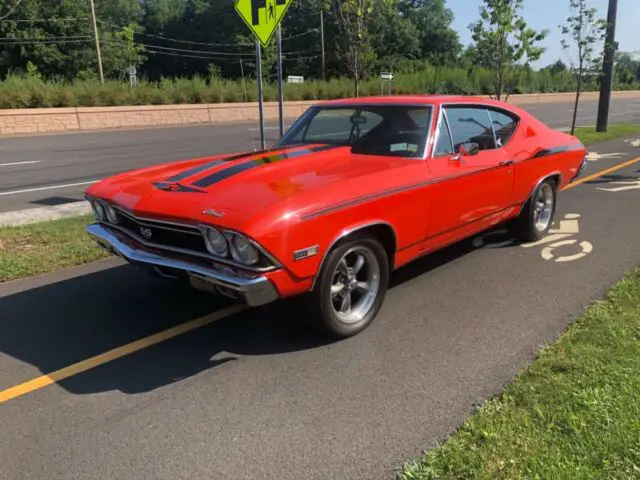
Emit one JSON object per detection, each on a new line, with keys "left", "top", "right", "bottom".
{"left": 573, "top": 124, "right": 640, "bottom": 145}
{"left": 399, "top": 267, "right": 640, "bottom": 480}
{"left": 0, "top": 215, "right": 107, "bottom": 283}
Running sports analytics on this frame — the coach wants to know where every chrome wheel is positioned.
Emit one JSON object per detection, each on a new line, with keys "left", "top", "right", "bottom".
{"left": 533, "top": 183, "right": 554, "bottom": 232}
{"left": 330, "top": 246, "right": 381, "bottom": 324}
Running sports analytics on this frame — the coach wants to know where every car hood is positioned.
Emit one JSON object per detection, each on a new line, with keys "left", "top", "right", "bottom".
{"left": 88, "top": 143, "right": 420, "bottom": 232}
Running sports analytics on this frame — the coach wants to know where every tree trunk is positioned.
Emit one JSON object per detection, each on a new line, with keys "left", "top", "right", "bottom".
{"left": 570, "top": 80, "right": 581, "bottom": 135}
{"left": 354, "top": 48, "right": 359, "bottom": 97}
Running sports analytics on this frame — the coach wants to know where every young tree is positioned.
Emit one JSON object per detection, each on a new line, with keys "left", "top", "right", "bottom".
{"left": 470, "top": 0, "right": 548, "bottom": 101}
{"left": 327, "top": 0, "right": 392, "bottom": 97}
{"left": 560, "top": 0, "right": 606, "bottom": 135}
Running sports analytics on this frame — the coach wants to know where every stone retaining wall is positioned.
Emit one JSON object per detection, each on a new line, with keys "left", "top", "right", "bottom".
{"left": 1, "top": 91, "right": 638, "bottom": 137}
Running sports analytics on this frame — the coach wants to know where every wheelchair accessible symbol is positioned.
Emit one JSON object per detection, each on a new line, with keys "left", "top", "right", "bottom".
{"left": 473, "top": 213, "right": 594, "bottom": 263}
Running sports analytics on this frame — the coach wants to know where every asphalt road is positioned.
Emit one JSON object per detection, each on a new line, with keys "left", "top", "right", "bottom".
{"left": 0, "top": 97, "right": 639, "bottom": 213}
{"left": 1, "top": 135, "right": 640, "bottom": 479}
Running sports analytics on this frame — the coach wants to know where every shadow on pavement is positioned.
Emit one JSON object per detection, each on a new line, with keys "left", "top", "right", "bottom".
{"left": 584, "top": 173, "right": 640, "bottom": 185}
{"left": 0, "top": 238, "right": 476, "bottom": 396}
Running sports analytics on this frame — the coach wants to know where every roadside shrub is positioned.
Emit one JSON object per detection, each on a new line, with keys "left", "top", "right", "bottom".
{"left": 0, "top": 70, "right": 637, "bottom": 109}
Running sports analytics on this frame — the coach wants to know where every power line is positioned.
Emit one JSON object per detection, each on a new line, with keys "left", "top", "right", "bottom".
{"left": 281, "top": 28, "right": 320, "bottom": 42}
{"left": 145, "top": 49, "right": 242, "bottom": 63}
{"left": 103, "top": 40, "right": 256, "bottom": 57}
{"left": 0, "top": 35, "right": 91, "bottom": 41}
{"left": 97, "top": 20, "right": 254, "bottom": 48}
{"left": 0, "top": 17, "right": 89, "bottom": 23}
{"left": 0, "top": 38, "right": 92, "bottom": 45}
{"left": 282, "top": 55, "right": 321, "bottom": 62}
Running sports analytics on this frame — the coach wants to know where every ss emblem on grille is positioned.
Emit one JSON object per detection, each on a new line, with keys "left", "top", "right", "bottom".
{"left": 139, "top": 227, "right": 153, "bottom": 239}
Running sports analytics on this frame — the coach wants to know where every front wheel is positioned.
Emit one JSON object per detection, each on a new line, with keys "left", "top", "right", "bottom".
{"left": 306, "top": 236, "right": 389, "bottom": 339}
{"left": 508, "top": 178, "right": 557, "bottom": 242}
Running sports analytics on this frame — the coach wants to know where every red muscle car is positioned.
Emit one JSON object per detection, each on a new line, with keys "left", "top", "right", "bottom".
{"left": 85, "top": 96, "right": 588, "bottom": 338}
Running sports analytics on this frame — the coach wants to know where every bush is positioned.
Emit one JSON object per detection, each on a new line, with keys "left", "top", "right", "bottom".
{"left": 0, "top": 69, "right": 637, "bottom": 109}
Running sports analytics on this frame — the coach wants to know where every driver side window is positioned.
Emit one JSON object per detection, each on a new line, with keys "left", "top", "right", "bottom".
{"left": 299, "top": 109, "right": 383, "bottom": 143}
{"left": 443, "top": 107, "right": 497, "bottom": 152}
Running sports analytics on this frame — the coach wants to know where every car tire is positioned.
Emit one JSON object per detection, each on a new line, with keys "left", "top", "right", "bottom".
{"left": 305, "top": 235, "right": 389, "bottom": 339}
{"left": 508, "top": 177, "right": 558, "bottom": 242}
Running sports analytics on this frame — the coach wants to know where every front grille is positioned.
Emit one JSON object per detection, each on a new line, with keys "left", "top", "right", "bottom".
{"left": 114, "top": 210, "right": 209, "bottom": 256}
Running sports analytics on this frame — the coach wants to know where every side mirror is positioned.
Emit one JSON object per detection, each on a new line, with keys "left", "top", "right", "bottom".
{"left": 458, "top": 142, "right": 480, "bottom": 156}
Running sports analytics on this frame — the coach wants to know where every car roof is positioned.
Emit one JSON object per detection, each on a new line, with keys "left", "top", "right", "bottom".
{"left": 314, "top": 94, "right": 534, "bottom": 121}
{"left": 316, "top": 95, "right": 517, "bottom": 109}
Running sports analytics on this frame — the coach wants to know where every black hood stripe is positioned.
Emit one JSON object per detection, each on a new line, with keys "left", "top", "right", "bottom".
{"left": 192, "top": 144, "right": 339, "bottom": 188}
{"left": 164, "top": 149, "right": 271, "bottom": 184}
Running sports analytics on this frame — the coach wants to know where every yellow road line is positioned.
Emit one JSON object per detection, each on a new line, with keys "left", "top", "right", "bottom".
{"left": 563, "top": 155, "right": 640, "bottom": 190}
{"left": 0, "top": 305, "right": 246, "bottom": 405}
{"left": 2, "top": 156, "right": 640, "bottom": 405}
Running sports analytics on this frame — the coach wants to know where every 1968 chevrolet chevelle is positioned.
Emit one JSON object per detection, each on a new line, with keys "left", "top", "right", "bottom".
{"left": 85, "top": 95, "right": 587, "bottom": 338}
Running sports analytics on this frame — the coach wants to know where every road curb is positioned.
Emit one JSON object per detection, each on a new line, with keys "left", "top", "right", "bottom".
{"left": 0, "top": 201, "right": 91, "bottom": 228}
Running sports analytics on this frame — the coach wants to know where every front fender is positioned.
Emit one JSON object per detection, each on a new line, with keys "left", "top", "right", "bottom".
{"left": 253, "top": 189, "right": 428, "bottom": 282}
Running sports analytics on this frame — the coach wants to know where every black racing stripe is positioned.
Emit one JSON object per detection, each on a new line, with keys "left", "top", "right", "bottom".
{"left": 193, "top": 161, "right": 262, "bottom": 187}
{"left": 164, "top": 149, "right": 270, "bottom": 183}
{"left": 192, "top": 144, "right": 338, "bottom": 188}
{"left": 530, "top": 143, "right": 582, "bottom": 159}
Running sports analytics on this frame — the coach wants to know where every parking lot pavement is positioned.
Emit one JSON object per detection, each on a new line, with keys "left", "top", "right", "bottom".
{"left": 1, "top": 137, "right": 640, "bottom": 480}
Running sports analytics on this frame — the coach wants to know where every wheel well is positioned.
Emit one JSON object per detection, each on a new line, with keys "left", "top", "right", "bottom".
{"left": 548, "top": 173, "right": 561, "bottom": 187}
{"left": 333, "top": 223, "right": 397, "bottom": 269}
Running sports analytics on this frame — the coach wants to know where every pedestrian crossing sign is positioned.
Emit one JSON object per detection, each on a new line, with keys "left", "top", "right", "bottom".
{"left": 235, "top": 0, "right": 294, "bottom": 47}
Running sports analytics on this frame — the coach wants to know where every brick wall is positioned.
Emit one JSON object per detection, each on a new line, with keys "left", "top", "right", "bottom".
{"left": 1, "top": 92, "right": 638, "bottom": 137}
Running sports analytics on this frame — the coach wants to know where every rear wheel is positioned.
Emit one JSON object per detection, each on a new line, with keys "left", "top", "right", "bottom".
{"left": 305, "top": 236, "right": 389, "bottom": 339}
{"left": 508, "top": 178, "right": 557, "bottom": 242}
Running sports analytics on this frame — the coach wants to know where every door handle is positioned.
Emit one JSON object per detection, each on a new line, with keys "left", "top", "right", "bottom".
{"left": 499, "top": 160, "right": 514, "bottom": 167}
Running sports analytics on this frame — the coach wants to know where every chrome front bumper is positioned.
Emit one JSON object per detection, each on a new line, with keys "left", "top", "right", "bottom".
{"left": 86, "top": 223, "right": 279, "bottom": 307}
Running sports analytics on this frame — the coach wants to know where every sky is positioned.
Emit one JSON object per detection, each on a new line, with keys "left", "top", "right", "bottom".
{"left": 447, "top": 0, "right": 639, "bottom": 68}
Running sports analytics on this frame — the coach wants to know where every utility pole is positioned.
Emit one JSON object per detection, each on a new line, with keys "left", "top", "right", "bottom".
{"left": 89, "top": 0, "right": 104, "bottom": 85}
{"left": 276, "top": 24, "right": 284, "bottom": 138}
{"left": 596, "top": 0, "right": 619, "bottom": 132}
{"left": 320, "top": 9, "right": 326, "bottom": 81}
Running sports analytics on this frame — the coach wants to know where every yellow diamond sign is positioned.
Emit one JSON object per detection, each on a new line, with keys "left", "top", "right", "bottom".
{"left": 235, "top": 0, "right": 294, "bottom": 48}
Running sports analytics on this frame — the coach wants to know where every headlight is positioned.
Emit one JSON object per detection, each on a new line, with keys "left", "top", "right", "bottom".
{"left": 203, "top": 227, "right": 229, "bottom": 257}
{"left": 105, "top": 204, "right": 122, "bottom": 224}
{"left": 91, "top": 199, "right": 106, "bottom": 221}
{"left": 230, "top": 234, "right": 260, "bottom": 265}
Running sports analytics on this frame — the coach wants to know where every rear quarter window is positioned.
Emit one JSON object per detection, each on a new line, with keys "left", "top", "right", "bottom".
{"left": 488, "top": 109, "right": 519, "bottom": 147}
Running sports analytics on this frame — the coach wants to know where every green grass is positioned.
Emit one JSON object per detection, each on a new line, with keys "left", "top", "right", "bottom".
{"left": 399, "top": 268, "right": 640, "bottom": 480}
{"left": 573, "top": 124, "right": 640, "bottom": 146}
{"left": 0, "top": 215, "right": 107, "bottom": 283}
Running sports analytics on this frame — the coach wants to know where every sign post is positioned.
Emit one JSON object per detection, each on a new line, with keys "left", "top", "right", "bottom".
{"left": 235, "top": 0, "right": 295, "bottom": 144}
{"left": 276, "top": 24, "right": 284, "bottom": 137}
{"left": 380, "top": 72, "right": 394, "bottom": 95}
{"left": 255, "top": 40, "right": 266, "bottom": 150}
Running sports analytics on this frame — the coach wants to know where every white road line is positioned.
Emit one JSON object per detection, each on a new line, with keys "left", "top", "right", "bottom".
{"left": 547, "top": 110, "right": 640, "bottom": 126}
{"left": 0, "top": 161, "right": 41, "bottom": 167}
{"left": 0, "top": 181, "right": 99, "bottom": 197}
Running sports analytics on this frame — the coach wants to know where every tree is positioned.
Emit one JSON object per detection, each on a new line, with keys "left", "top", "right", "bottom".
{"left": 560, "top": 0, "right": 606, "bottom": 134}
{"left": 614, "top": 51, "right": 640, "bottom": 84}
{"left": 327, "top": 0, "right": 392, "bottom": 96}
{"left": 547, "top": 59, "right": 568, "bottom": 75}
{"left": 0, "top": 0, "right": 23, "bottom": 21}
{"left": 102, "top": 24, "right": 147, "bottom": 80}
{"left": 470, "top": 0, "right": 548, "bottom": 101}
{"left": 399, "top": 0, "right": 462, "bottom": 66}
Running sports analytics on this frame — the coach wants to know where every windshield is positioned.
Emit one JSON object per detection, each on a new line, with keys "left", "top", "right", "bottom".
{"left": 277, "top": 104, "right": 433, "bottom": 158}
